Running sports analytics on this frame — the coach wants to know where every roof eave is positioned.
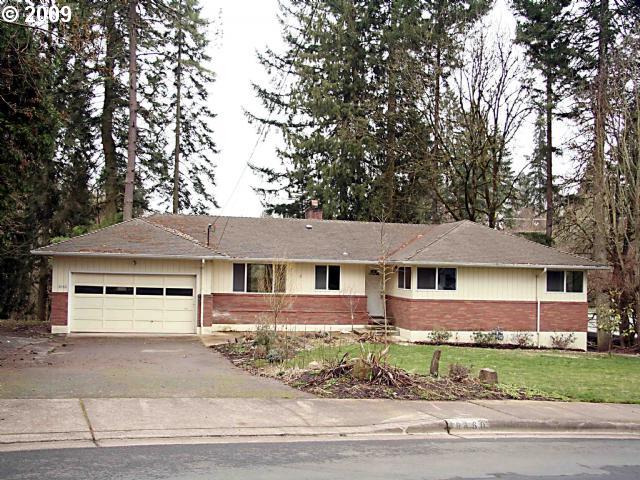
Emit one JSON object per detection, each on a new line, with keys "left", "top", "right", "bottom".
{"left": 391, "top": 260, "right": 609, "bottom": 270}
{"left": 30, "top": 251, "right": 224, "bottom": 260}
{"left": 30, "top": 251, "right": 610, "bottom": 270}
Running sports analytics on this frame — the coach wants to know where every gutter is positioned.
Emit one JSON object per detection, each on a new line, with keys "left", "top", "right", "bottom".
{"left": 535, "top": 268, "right": 547, "bottom": 348}
{"left": 30, "top": 251, "right": 222, "bottom": 261}
{"left": 29, "top": 252, "right": 608, "bottom": 271}
{"left": 200, "top": 259, "right": 205, "bottom": 334}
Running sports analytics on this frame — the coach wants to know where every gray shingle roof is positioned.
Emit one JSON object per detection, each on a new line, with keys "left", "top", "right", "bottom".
{"left": 31, "top": 214, "right": 606, "bottom": 269}
{"left": 31, "top": 218, "right": 218, "bottom": 258}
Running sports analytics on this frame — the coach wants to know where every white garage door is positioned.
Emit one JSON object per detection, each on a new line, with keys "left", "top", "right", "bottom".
{"left": 70, "top": 273, "right": 197, "bottom": 334}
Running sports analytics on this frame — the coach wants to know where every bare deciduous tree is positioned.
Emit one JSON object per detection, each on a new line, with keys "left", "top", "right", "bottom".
{"left": 427, "top": 29, "right": 531, "bottom": 228}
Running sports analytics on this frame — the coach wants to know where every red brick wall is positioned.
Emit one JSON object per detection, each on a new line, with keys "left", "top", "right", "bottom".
{"left": 198, "top": 294, "right": 214, "bottom": 327}
{"left": 540, "top": 302, "right": 588, "bottom": 332}
{"left": 387, "top": 296, "right": 587, "bottom": 332}
{"left": 50, "top": 292, "right": 68, "bottom": 326}
{"left": 211, "top": 293, "right": 369, "bottom": 325}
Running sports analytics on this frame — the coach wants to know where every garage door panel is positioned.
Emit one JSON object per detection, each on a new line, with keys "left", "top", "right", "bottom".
{"left": 135, "top": 297, "right": 165, "bottom": 309}
{"left": 164, "top": 299, "right": 195, "bottom": 310}
{"left": 74, "top": 273, "right": 104, "bottom": 285}
{"left": 164, "top": 276, "right": 194, "bottom": 288}
{"left": 104, "top": 275, "right": 134, "bottom": 287}
{"left": 71, "top": 273, "right": 196, "bottom": 334}
{"left": 73, "top": 308, "right": 103, "bottom": 321}
{"left": 163, "top": 322, "right": 195, "bottom": 333}
{"left": 103, "top": 309, "right": 135, "bottom": 321}
{"left": 102, "top": 297, "right": 135, "bottom": 309}
{"left": 134, "top": 275, "right": 164, "bottom": 287}
{"left": 74, "top": 297, "right": 104, "bottom": 309}
{"left": 102, "top": 320, "right": 135, "bottom": 331}
{"left": 72, "top": 320, "right": 104, "bottom": 331}
{"left": 163, "top": 310, "right": 193, "bottom": 322}
{"left": 133, "top": 320, "right": 164, "bottom": 332}
{"left": 133, "top": 310, "right": 164, "bottom": 322}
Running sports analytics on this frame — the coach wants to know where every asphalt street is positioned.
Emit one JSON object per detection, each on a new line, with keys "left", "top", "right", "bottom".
{"left": 1, "top": 437, "right": 640, "bottom": 479}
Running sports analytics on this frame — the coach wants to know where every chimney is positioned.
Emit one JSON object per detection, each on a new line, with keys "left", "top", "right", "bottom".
{"left": 305, "top": 199, "right": 323, "bottom": 220}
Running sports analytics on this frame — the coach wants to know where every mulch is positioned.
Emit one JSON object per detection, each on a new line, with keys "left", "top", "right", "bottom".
{"left": 214, "top": 340, "right": 553, "bottom": 402}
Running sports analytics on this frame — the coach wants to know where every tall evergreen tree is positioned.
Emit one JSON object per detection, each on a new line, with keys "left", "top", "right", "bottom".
{"left": 512, "top": 0, "right": 576, "bottom": 240}
{"left": 163, "top": 0, "right": 219, "bottom": 214}
{"left": 0, "top": 22, "right": 60, "bottom": 319}
{"left": 517, "top": 111, "right": 548, "bottom": 215}
{"left": 251, "top": 0, "right": 488, "bottom": 222}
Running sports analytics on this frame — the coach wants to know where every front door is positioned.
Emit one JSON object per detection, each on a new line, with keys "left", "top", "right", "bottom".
{"left": 365, "top": 269, "right": 384, "bottom": 317}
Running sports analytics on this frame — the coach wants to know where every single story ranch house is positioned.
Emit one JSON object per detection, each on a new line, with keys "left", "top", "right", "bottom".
{"left": 32, "top": 211, "right": 607, "bottom": 350}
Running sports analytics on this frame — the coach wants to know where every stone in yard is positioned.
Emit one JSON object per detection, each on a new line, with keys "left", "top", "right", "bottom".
{"left": 430, "top": 349, "right": 441, "bottom": 377}
{"left": 479, "top": 368, "right": 498, "bottom": 384}
{"left": 307, "top": 361, "right": 322, "bottom": 370}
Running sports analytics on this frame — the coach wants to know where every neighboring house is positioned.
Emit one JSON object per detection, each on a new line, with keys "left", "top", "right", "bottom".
{"left": 32, "top": 210, "right": 607, "bottom": 350}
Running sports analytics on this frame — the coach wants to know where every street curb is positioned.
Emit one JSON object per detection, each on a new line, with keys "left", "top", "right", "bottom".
{"left": 443, "top": 418, "right": 640, "bottom": 433}
{"left": 4, "top": 419, "right": 640, "bottom": 448}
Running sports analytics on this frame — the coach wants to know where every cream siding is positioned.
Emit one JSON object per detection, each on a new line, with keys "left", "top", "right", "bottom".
{"left": 53, "top": 257, "right": 586, "bottom": 302}
{"left": 391, "top": 266, "right": 587, "bottom": 302}
{"left": 211, "top": 260, "right": 366, "bottom": 295}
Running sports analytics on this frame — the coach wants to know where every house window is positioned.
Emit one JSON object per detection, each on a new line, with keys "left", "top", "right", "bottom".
{"left": 417, "top": 268, "right": 436, "bottom": 289}
{"left": 397, "top": 267, "right": 412, "bottom": 289}
{"left": 233, "top": 263, "right": 286, "bottom": 293}
{"left": 247, "top": 264, "right": 272, "bottom": 293}
{"left": 417, "top": 267, "right": 457, "bottom": 291}
{"left": 136, "top": 287, "right": 163, "bottom": 296}
{"left": 105, "top": 286, "right": 133, "bottom": 295}
{"left": 566, "top": 271, "right": 584, "bottom": 293}
{"left": 438, "top": 268, "right": 457, "bottom": 290}
{"left": 166, "top": 288, "right": 193, "bottom": 297}
{"left": 315, "top": 265, "right": 340, "bottom": 290}
{"left": 74, "top": 285, "right": 103, "bottom": 294}
{"left": 547, "top": 270, "right": 583, "bottom": 293}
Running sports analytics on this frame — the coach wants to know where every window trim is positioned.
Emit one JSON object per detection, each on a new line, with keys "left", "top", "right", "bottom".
{"left": 232, "top": 262, "right": 286, "bottom": 293}
{"left": 397, "top": 266, "right": 412, "bottom": 290}
{"left": 546, "top": 270, "right": 584, "bottom": 294}
{"left": 314, "top": 264, "right": 341, "bottom": 291}
{"left": 416, "top": 267, "right": 458, "bottom": 291}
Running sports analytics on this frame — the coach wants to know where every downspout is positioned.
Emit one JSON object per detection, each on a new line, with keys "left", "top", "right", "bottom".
{"left": 536, "top": 268, "right": 547, "bottom": 348}
{"left": 200, "top": 258, "right": 205, "bottom": 334}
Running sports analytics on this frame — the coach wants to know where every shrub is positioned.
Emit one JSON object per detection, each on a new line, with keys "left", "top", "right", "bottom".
{"left": 428, "top": 327, "right": 452, "bottom": 344}
{"left": 550, "top": 332, "right": 576, "bottom": 350}
{"left": 254, "top": 316, "right": 276, "bottom": 350}
{"left": 510, "top": 331, "right": 533, "bottom": 348}
{"left": 448, "top": 363, "right": 470, "bottom": 382}
{"left": 472, "top": 328, "right": 503, "bottom": 346}
{"left": 266, "top": 349, "right": 283, "bottom": 363}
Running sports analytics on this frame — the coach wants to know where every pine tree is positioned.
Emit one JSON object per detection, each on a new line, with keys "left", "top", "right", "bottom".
{"left": 163, "top": 0, "right": 219, "bottom": 214}
{"left": 517, "top": 112, "right": 548, "bottom": 215}
{"left": 250, "top": 0, "right": 378, "bottom": 220}
{"left": 0, "top": 22, "right": 60, "bottom": 319}
{"left": 512, "top": 0, "right": 576, "bottom": 240}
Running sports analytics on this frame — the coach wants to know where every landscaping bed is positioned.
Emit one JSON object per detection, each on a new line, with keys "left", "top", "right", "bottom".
{"left": 213, "top": 332, "right": 558, "bottom": 401}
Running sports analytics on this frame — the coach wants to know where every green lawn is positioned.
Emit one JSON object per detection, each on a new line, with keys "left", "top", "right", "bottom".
{"left": 292, "top": 343, "right": 640, "bottom": 403}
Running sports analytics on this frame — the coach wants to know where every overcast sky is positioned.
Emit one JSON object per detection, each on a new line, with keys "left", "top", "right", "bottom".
{"left": 201, "top": 0, "right": 572, "bottom": 218}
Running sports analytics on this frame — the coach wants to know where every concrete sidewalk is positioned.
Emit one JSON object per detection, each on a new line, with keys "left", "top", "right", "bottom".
{"left": 2, "top": 398, "right": 640, "bottom": 450}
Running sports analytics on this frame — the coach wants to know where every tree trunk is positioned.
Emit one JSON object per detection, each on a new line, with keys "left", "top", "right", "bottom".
{"left": 101, "top": 4, "right": 119, "bottom": 222}
{"left": 431, "top": 45, "right": 442, "bottom": 222}
{"left": 545, "top": 72, "right": 553, "bottom": 240}
{"left": 172, "top": 6, "right": 183, "bottom": 214}
{"left": 593, "top": 0, "right": 610, "bottom": 352}
{"left": 123, "top": 0, "right": 138, "bottom": 221}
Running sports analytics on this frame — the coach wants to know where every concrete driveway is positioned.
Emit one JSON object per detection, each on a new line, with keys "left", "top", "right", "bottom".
{"left": 0, "top": 336, "right": 307, "bottom": 399}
